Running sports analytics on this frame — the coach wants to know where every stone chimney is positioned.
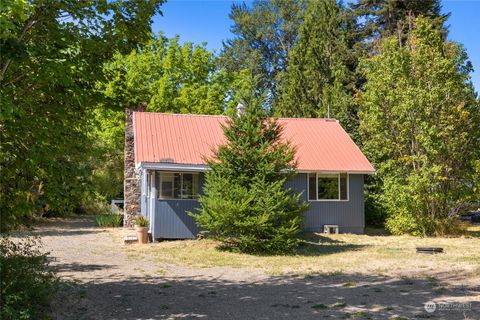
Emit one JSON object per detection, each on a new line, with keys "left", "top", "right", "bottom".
{"left": 124, "top": 107, "right": 144, "bottom": 227}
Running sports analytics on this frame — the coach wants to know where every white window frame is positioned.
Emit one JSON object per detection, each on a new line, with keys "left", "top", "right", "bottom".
{"left": 157, "top": 172, "right": 199, "bottom": 200}
{"left": 158, "top": 172, "right": 174, "bottom": 199}
{"left": 307, "top": 172, "right": 349, "bottom": 202}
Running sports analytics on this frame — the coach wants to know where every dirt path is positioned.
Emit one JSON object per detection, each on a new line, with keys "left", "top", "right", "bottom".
{"left": 21, "top": 217, "right": 479, "bottom": 320}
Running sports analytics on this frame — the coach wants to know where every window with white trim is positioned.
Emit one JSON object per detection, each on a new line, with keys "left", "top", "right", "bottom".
{"left": 157, "top": 172, "right": 199, "bottom": 199}
{"left": 308, "top": 173, "right": 348, "bottom": 201}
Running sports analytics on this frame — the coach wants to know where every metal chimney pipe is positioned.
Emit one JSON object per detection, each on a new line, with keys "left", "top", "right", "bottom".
{"left": 237, "top": 103, "right": 245, "bottom": 116}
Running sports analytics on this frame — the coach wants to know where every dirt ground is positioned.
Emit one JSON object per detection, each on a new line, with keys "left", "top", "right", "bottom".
{"left": 18, "top": 217, "right": 480, "bottom": 320}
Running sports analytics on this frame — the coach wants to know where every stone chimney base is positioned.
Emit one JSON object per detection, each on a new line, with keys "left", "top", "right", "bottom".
{"left": 123, "top": 108, "right": 143, "bottom": 227}
{"left": 124, "top": 176, "right": 140, "bottom": 227}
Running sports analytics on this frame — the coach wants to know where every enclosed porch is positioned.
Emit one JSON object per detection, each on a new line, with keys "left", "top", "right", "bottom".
{"left": 141, "top": 170, "right": 204, "bottom": 240}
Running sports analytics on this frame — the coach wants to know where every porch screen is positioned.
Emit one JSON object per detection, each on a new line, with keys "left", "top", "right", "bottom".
{"left": 158, "top": 172, "right": 199, "bottom": 199}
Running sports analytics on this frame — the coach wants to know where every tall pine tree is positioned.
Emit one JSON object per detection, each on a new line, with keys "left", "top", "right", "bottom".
{"left": 349, "top": 0, "right": 448, "bottom": 43}
{"left": 221, "top": 0, "right": 306, "bottom": 109}
{"left": 276, "top": 0, "right": 354, "bottom": 133}
{"left": 194, "top": 104, "right": 308, "bottom": 254}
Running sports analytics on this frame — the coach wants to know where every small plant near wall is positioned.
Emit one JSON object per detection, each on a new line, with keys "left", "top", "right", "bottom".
{"left": 135, "top": 216, "right": 149, "bottom": 227}
{"left": 94, "top": 214, "right": 123, "bottom": 227}
{"left": 134, "top": 215, "right": 150, "bottom": 244}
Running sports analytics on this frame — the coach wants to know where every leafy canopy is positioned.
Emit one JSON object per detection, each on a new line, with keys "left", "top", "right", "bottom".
{"left": 221, "top": 0, "right": 306, "bottom": 109}
{"left": 101, "top": 34, "right": 231, "bottom": 114}
{"left": 358, "top": 17, "right": 479, "bottom": 236}
{"left": 0, "top": 0, "right": 163, "bottom": 231}
{"left": 91, "top": 35, "right": 234, "bottom": 208}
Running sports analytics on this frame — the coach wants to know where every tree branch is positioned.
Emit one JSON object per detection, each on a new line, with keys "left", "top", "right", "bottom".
{"left": 0, "top": 11, "right": 41, "bottom": 81}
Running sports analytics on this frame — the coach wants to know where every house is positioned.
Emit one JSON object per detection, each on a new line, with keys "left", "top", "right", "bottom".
{"left": 123, "top": 108, "right": 375, "bottom": 240}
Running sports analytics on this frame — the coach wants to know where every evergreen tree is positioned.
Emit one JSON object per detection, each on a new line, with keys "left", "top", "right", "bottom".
{"left": 276, "top": 0, "right": 354, "bottom": 133}
{"left": 194, "top": 104, "right": 308, "bottom": 254}
{"left": 349, "top": 0, "right": 448, "bottom": 43}
{"left": 358, "top": 17, "right": 479, "bottom": 236}
{"left": 221, "top": 0, "right": 306, "bottom": 109}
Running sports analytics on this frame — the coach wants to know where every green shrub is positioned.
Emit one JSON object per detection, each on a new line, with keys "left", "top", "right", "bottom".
{"left": 94, "top": 214, "right": 123, "bottom": 227}
{"left": 0, "top": 236, "right": 58, "bottom": 320}
{"left": 382, "top": 176, "right": 466, "bottom": 236}
{"left": 364, "top": 193, "right": 388, "bottom": 227}
{"left": 384, "top": 210, "right": 419, "bottom": 236}
{"left": 134, "top": 215, "right": 149, "bottom": 227}
{"left": 78, "top": 196, "right": 112, "bottom": 215}
{"left": 386, "top": 212, "right": 465, "bottom": 237}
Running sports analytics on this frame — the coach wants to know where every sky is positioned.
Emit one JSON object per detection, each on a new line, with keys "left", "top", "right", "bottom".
{"left": 152, "top": 0, "right": 480, "bottom": 91}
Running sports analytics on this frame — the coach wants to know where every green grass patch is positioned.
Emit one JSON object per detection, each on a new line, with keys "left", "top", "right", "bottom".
{"left": 94, "top": 214, "right": 123, "bottom": 227}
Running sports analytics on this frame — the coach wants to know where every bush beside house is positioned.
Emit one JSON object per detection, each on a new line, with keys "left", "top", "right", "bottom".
{"left": 0, "top": 237, "right": 58, "bottom": 320}
{"left": 94, "top": 214, "right": 123, "bottom": 227}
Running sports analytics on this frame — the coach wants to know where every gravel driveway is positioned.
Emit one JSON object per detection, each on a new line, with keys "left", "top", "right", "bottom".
{"left": 22, "top": 217, "right": 480, "bottom": 320}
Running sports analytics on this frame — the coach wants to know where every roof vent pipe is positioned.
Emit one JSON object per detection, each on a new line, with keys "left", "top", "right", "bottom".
{"left": 237, "top": 103, "right": 245, "bottom": 116}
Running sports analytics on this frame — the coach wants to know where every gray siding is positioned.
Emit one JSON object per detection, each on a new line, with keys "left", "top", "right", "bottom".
{"left": 154, "top": 200, "right": 201, "bottom": 239}
{"left": 285, "top": 173, "right": 365, "bottom": 233}
{"left": 140, "top": 170, "right": 148, "bottom": 217}
{"left": 151, "top": 172, "right": 203, "bottom": 239}
{"left": 150, "top": 172, "right": 364, "bottom": 239}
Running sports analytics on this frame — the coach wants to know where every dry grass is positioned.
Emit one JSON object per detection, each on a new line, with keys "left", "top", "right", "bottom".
{"left": 122, "top": 225, "right": 480, "bottom": 278}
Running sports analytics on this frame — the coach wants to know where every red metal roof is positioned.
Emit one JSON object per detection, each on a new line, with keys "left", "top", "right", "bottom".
{"left": 133, "top": 112, "right": 374, "bottom": 173}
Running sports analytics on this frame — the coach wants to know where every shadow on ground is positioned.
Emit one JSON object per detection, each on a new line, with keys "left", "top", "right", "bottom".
{"left": 20, "top": 216, "right": 479, "bottom": 320}
{"left": 296, "top": 233, "right": 367, "bottom": 256}
{"left": 14, "top": 217, "right": 105, "bottom": 238}
{"left": 52, "top": 262, "right": 115, "bottom": 273}
{"left": 49, "top": 271, "right": 479, "bottom": 320}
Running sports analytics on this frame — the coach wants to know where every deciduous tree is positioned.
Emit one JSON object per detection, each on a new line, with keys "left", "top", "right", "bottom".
{"left": 0, "top": 0, "right": 163, "bottom": 230}
{"left": 358, "top": 17, "right": 479, "bottom": 235}
{"left": 101, "top": 35, "right": 230, "bottom": 114}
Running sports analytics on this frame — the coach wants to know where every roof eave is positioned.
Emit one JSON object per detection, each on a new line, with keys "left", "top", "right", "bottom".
{"left": 137, "top": 162, "right": 208, "bottom": 172}
{"left": 136, "top": 162, "right": 375, "bottom": 174}
{"left": 297, "top": 170, "right": 375, "bottom": 174}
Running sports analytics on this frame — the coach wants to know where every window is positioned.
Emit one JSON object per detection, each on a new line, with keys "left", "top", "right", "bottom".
{"left": 308, "top": 173, "right": 348, "bottom": 201}
{"left": 157, "top": 172, "right": 199, "bottom": 199}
